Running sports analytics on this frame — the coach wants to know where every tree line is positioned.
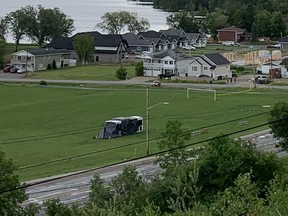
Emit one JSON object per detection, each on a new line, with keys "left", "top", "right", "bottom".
{"left": 154, "top": 0, "right": 287, "bottom": 39}
{"left": 1, "top": 101, "right": 288, "bottom": 215}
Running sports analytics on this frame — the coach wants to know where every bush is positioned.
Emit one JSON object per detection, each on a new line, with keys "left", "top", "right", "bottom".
{"left": 39, "top": 80, "right": 48, "bottom": 86}
{"left": 47, "top": 63, "right": 52, "bottom": 70}
{"left": 135, "top": 61, "right": 144, "bottom": 76}
{"left": 52, "top": 59, "right": 57, "bottom": 69}
{"left": 115, "top": 66, "right": 128, "bottom": 80}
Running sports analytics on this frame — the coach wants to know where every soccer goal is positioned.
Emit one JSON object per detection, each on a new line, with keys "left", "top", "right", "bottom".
{"left": 186, "top": 88, "right": 217, "bottom": 101}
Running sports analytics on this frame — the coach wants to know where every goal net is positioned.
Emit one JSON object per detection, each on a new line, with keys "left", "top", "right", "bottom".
{"left": 186, "top": 88, "right": 217, "bottom": 101}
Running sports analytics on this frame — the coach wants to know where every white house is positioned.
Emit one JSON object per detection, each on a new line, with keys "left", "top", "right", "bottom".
{"left": 10, "top": 48, "right": 75, "bottom": 72}
{"left": 256, "top": 61, "right": 281, "bottom": 74}
{"left": 142, "top": 49, "right": 193, "bottom": 77}
{"left": 183, "top": 53, "right": 231, "bottom": 79}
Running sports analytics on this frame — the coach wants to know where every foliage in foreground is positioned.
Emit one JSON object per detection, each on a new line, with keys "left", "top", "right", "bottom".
{"left": 269, "top": 101, "right": 288, "bottom": 150}
{"left": 42, "top": 120, "right": 287, "bottom": 216}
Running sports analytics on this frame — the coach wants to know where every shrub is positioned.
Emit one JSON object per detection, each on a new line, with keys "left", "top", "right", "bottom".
{"left": 39, "top": 80, "right": 48, "bottom": 86}
{"left": 115, "top": 66, "right": 128, "bottom": 80}
{"left": 52, "top": 59, "right": 57, "bottom": 69}
{"left": 47, "top": 63, "right": 52, "bottom": 70}
{"left": 135, "top": 61, "right": 144, "bottom": 76}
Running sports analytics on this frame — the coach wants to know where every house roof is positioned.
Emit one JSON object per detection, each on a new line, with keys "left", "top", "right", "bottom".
{"left": 138, "top": 30, "right": 163, "bottom": 38}
{"left": 25, "top": 48, "right": 72, "bottom": 56}
{"left": 203, "top": 53, "right": 230, "bottom": 65}
{"left": 122, "top": 33, "right": 154, "bottom": 46}
{"left": 44, "top": 37, "right": 73, "bottom": 50}
{"left": 45, "top": 31, "right": 127, "bottom": 53}
{"left": 185, "top": 33, "right": 200, "bottom": 40}
{"left": 153, "top": 49, "right": 177, "bottom": 59}
{"left": 217, "top": 26, "right": 245, "bottom": 32}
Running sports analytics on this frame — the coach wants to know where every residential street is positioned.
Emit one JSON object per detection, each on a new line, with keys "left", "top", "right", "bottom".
{"left": 1, "top": 72, "right": 288, "bottom": 89}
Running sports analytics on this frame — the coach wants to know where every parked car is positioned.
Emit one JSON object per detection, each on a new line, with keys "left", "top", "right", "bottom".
{"left": 199, "top": 74, "right": 210, "bottom": 78}
{"left": 222, "top": 41, "right": 239, "bottom": 46}
{"left": 194, "top": 43, "right": 206, "bottom": 48}
{"left": 150, "top": 80, "right": 161, "bottom": 87}
{"left": 256, "top": 75, "right": 269, "bottom": 84}
{"left": 3, "top": 65, "right": 14, "bottom": 73}
{"left": 182, "top": 45, "right": 196, "bottom": 50}
{"left": 16, "top": 69, "right": 26, "bottom": 74}
{"left": 158, "top": 73, "right": 175, "bottom": 79}
{"left": 10, "top": 67, "right": 19, "bottom": 73}
{"left": 142, "top": 51, "right": 153, "bottom": 56}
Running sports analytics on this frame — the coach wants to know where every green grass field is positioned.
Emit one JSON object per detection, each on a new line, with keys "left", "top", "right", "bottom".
{"left": 0, "top": 84, "right": 287, "bottom": 181}
{"left": 30, "top": 64, "right": 137, "bottom": 81}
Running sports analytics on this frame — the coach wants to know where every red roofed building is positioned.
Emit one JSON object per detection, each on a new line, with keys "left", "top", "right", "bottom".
{"left": 217, "top": 26, "right": 246, "bottom": 42}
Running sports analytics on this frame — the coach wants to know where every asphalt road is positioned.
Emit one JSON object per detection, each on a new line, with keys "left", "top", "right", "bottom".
{"left": 1, "top": 72, "right": 288, "bottom": 89}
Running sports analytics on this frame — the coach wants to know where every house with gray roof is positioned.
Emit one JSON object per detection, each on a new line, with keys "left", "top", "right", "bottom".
{"left": 122, "top": 33, "right": 156, "bottom": 53}
{"left": 186, "top": 53, "right": 231, "bottom": 79}
{"left": 45, "top": 31, "right": 128, "bottom": 64}
{"left": 10, "top": 48, "right": 75, "bottom": 72}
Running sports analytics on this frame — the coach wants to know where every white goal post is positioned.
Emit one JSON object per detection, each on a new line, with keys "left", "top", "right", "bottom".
{"left": 186, "top": 88, "right": 217, "bottom": 101}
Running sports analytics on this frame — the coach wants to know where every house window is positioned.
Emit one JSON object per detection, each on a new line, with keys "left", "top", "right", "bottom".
{"left": 169, "top": 61, "right": 173, "bottom": 65}
{"left": 192, "top": 66, "right": 197, "bottom": 71}
{"left": 164, "top": 61, "right": 168, "bottom": 64}
{"left": 96, "top": 56, "right": 99, "bottom": 62}
{"left": 27, "top": 57, "right": 32, "bottom": 61}
{"left": 204, "top": 66, "right": 208, "bottom": 70}
{"left": 17, "top": 56, "right": 21, "bottom": 60}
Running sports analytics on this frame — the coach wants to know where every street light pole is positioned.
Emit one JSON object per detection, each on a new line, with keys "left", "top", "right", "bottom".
{"left": 146, "top": 88, "right": 150, "bottom": 155}
{"left": 146, "top": 88, "right": 169, "bottom": 155}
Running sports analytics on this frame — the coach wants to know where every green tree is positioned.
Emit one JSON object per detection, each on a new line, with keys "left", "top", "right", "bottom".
{"left": 109, "top": 166, "right": 148, "bottom": 215}
{"left": 0, "top": 151, "right": 28, "bottom": 215}
{"left": 0, "top": 38, "right": 6, "bottom": 69}
{"left": 166, "top": 12, "right": 200, "bottom": 33}
{"left": 269, "top": 102, "right": 288, "bottom": 150}
{"left": 126, "top": 12, "right": 150, "bottom": 33}
{"left": 96, "top": 10, "right": 150, "bottom": 34}
{"left": 253, "top": 10, "right": 272, "bottom": 37}
{"left": 88, "top": 174, "right": 112, "bottom": 207}
{"left": 0, "top": 17, "right": 8, "bottom": 40}
{"left": 21, "top": 5, "right": 74, "bottom": 47}
{"left": 5, "top": 9, "right": 27, "bottom": 51}
{"left": 135, "top": 61, "right": 144, "bottom": 76}
{"left": 115, "top": 66, "right": 128, "bottom": 80}
{"left": 270, "top": 11, "right": 286, "bottom": 39}
{"left": 196, "top": 135, "right": 283, "bottom": 202}
{"left": 206, "top": 9, "right": 229, "bottom": 39}
{"left": 155, "top": 120, "right": 191, "bottom": 170}
{"left": 73, "top": 33, "right": 94, "bottom": 65}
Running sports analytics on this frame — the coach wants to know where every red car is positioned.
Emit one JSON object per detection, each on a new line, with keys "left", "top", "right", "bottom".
{"left": 3, "top": 65, "right": 14, "bottom": 73}
{"left": 150, "top": 80, "right": 161, "bottom": 87}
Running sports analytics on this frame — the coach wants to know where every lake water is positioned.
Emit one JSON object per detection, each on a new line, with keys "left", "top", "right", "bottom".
{"left": 0, "top": 0, "right": 170, "bottom": 42}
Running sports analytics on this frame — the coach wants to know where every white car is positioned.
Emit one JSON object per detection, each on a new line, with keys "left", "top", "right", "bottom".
{"left": 222, "top": 41, "right": 239, "bottom": 46}
{"left": 183, "top": 45, "right": 196, "bottom": 50}
{"left": 194, "top": 43, "right": 206, "bottom": 48}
